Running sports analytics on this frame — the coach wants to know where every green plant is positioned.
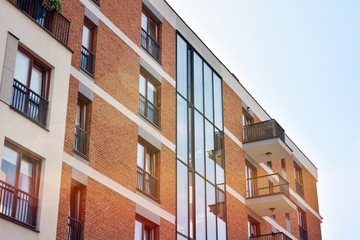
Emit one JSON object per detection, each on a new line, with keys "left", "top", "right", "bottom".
{"left": 46, "top": 0, "right": 62, "bottom": 12}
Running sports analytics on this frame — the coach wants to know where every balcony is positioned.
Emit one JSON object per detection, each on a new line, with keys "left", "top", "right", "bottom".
{"left": 8, "top": 0, "right": 70, "bottom": 46}
{"left": 139, "top": 94, "right": 160, "bottom": 127}
{"left": 141, "top": 29, "right": 161, "bottom": 62}
{"left": 12, "top": 79, "right": 49, "bottom": 126}
{"left": 68, "top": 216, "right": 83, "bottom": 240}
{"left": 299, "top": 226, "right": 308, "bottom": 240}
{"left": 243, "top": 119, "right": 292, "bottom": 163}
{"left": 136, "top": 167, "right": 158, "bottom": 199}
{"left": 249, "top": 232, "right": 292, "bottom": 240}
{"left": 245, "top": 174, "right": 297, "bottom": 216}
{"left": 0, "top": 180, "right": 38, "bottom": 228}
{"left": 80, "top": 46, "right": 95, "bottom": 76}
{"left": 74, "top": 126, "right": 89, "bottom": 158}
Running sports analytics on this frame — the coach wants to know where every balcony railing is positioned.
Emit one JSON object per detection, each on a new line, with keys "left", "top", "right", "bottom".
{"left": 68, "top": 216, "right": 83, "bottom": 240}
{"left": 249, "top": 232, "right": 292, "bottom": 240}
{"left": 136, "top": 167, "right": 158, "bottom": 199}
{"left": 295, "top": 179, "right": 304, "bottom": 197}
{"left": 299, "top": 226, "right": 308, "bottom": 240}
{"left": 244, "top": 119, "right": 285, "bottom": 143}
{"left": 91, "top": 0, "right": 100, "bottom": 6}
{"left": 74, "top": 126, "right": 89, "bottom": 158}
{"left": 8, "top": 0, "right": 70, "bottom": 46}
{"left": 141, "top": 28, "right": 160, "bottom": 62}
{"left": 246, "top": 173, "right": 289, "bottom": 198}
{"left": 139, "top": 94, "right": 160, "bottom": 127}
{"left": 0, "top": 180, "right": 38, "bottom": 228}
{"left": 80, "top": 46, "right": 95, "bottom": 76}
{"left": 12, "top": 79, "right": 49, "bottom": 126}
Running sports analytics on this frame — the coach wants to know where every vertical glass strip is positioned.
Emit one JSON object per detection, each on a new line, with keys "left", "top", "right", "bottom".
{"left": 177, "top": 95, "right": 188, "bottom": 163}
{"left": 204, "top": 63, "right": 213, "bottom": 122}
{"left": 195, "top": 174, "right": 206, "bottom": 240}
{"left": 177, "top": 160, "right": 188, "bottom": 236}
{"left": 193, "top": 52, "right": 203, "bottom": 112}
{"left": 213, "top": 74, "right": 223, "bottom": 129}
{"left": 177, "top": 35, "right": 188, "bottom": 98}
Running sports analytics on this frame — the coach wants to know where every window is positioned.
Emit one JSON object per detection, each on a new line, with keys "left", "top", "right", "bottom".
{"left": 80, "top": 18, "right": 96, "bottom": 76}
{"left": 248, "top": 216, "right": 260, "bottom": 237}
{"left": 0, "top": 142, "right": 41, "bottom": 228}
{"left": 74, "top": 97, "right": 90, "bottom": 157}
{"left": 141, "top": 9, "right": 160, "bottom": 61}
{"left": 245, "top": 161, "right": 257, "bottom": 198}
{"left": 298, "top": 210, "right": 308, "bottom": 240}
{"left": 136, "top": 142, "right": 158, "bottom": 199}
{"left": 134, "top": 215, "right": 158, "bottom": 240}
{"left": 285, "top": 213, "right": 291, "bottom": 233}
{"left": 139, "top": 73, "right": 159, "bottom": 126}
{"left": 242, "top": 110, "right": 253, "bottom": 138}
{"left": 12, "top": 47, "right": 50, "bottom": 126}
{"left": 294, "top": 163, "right": 304, "bottom": 197}
{"left": 68, "top": 183, "right": 85, "bottom": 240}
{"left": 266, "top": 161, "right": 272, "bottom": 169}
{"left": 281, "top": 158, "right": 286, "bottom": 171}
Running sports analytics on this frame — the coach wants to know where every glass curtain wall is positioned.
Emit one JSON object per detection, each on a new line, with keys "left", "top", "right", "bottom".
{"left": 176, "top": 34, "right": 226, "bottom": 240}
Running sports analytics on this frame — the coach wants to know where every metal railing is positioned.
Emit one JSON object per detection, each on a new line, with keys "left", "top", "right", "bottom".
{"left": 246, "top": 173, "right": 289, "bottom": 198}
{"left": 68, "top": 216, "right": 83, "bottom": 240}
{"left": 74, "top": 126, "right": 89, "bottom": 158}
{"left": 0, "top": 180, "right": 38, "bottom": 228}
{"left": 139, "top": 94, "right": 160, "bottom": 127}
{"left": 244, "top": 119, "right": 285, "bottom": 143}
{"left": 295, "top": 179, "right": 304, "bottom": 197}
{"left": 91, "top": 0, "right": 100, "bottom": 6}
{"left": 8, "top": 0, "right": 70, "bottom": 45}
{"left": 136, "top": 167, "right": 158, "bottom": 199}
{"left": 299, "top": 226, "right": 308, "bottom": 240}
{"left": 80, "top": 46, "right": 95, "bottom": 76}
{"left": 249, "top": 232, "right": 292, "bottom": 240}
{"left": 141, "top": 28, "right": 160, "bottom": 62}
{"left": 12, "top": 79, "right": 48, "bottom": 126}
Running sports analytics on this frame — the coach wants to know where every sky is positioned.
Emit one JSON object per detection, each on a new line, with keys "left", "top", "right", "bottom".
{"left": 165, "top": 0, "right": 360, "bottom": 239}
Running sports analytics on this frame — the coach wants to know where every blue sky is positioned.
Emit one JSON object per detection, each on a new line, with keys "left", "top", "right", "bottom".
{"left": 166, "top": 0, "right": 360, "bottom": 239}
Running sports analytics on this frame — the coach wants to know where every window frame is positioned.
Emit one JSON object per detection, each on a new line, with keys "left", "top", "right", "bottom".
{"left": 135, "top": 215, "right": 158, "bottom": 240}
{"left": 137, "top": 141, "right": 157, "bottom": 177}
{"left": 248, "top": 215, "right": 260, "bottom": 237}
{"left": 82, "top": 17, "right": 97, "bottom": 53}
{"left": 141, "top": 8, "right": 160, "bottom": 43}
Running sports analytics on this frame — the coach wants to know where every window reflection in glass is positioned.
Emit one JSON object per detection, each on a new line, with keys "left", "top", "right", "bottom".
{"left": 177, "top": 95, "right": 188, "bottom": 163}
{"left": 177, "top": 35, "right": 188, "bottom": 98}
{"left": 205, "top": 120, "right": 215, "bottom": 183}
{"left": 195, "top": 174, "right": 206, "bottom": 240}
{"left": 177, "top": 160, "right": 188, "bottom": 236}
{"left": 206, "top": 182, "right": 216, "bottom": 240}
{"left": 204, "top": 63, "right": 213, "bottom": 122}
{"left": 0, "top": 146, "right": 19, "bottom": 185}
{"left": 213, "top": 74, "right": 223, "bottom": 129}
{"left": 194, "top": 111, "right": 205, "bottom": 176}
{"left": 193, "top": 52, "right": 203, "bottom": 112}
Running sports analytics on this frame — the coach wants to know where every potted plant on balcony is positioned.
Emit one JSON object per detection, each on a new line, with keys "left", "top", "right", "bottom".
{"left": 44, "top": 0, "right": 62, "bottom": 12}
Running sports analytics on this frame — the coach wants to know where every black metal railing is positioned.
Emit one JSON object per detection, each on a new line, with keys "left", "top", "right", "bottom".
{"left": 68, "top": 216, "right": 83, "bottom": 240}
{"left": 249, "top": 232, "right": 292, "bottom": 240}
{"left": 80, "top": 46, "right": 95, "bottom": 76}
{"left": 299, "top": 226, "right": 308, "bottom": 240}
{"left": 91, "top": 0, "right": 100, "bottom": 6}
{"left": 244, "top": 119, "right": 285, "bottom": 143}
{"left": 141, "top": 28, "right": 160, "bottom": 62}
{"left": 0, "top": 180, "right": 38, "bottom": 228}
{"left": 246, "top": 173, "right": 289, "bottom": 198}
{"left": 74, "top": 126, "right": 89, "bottom": 157}
{"left": 295, "top": 179, "right": 304, "bottom": 197}
{"left": 139, "top": 94, "right": 160, "bottom": 127}
{"left": 136, "top": 167, "right": 158, "bottom": 199}
{"left": 12, "top": 79, "right": 48, "bottom": 126}
{"left": 8, "top": 0, "right": 70, "bottom": 45}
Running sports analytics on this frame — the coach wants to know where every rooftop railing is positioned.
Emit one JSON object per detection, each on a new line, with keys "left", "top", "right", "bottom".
{"left": 246, "top": 173, "right": 289, "bottom": 198}
{"left": 249, "top": 232, "right": 292, "bottom": 240}
{"left": 9, "top": 0, "right": 70, "bottom": 46}
{"left": 244, "top": 119, "right": 285, "bottom": 143}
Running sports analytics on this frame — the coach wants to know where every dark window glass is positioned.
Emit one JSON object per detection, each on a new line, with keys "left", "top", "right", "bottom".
{"left": 204, "top": 63, "right": 213, "bottom": 121}
{"left": 205, "top": 120, "right": 215, "bottom": 183}
{"left": 194, "top": 110, "right": 205, "bottom": 176}
{"left": 213, "top": 74, "right": 223, "bottom": 129}
{"left": 177, "top": 35, "right": 187, "bottom": 98}
{"left": 193, "top": 52, "right": 203, "bottom": 112}
{"left": 177, "top": 95, "right": 188, "bottom": 163}
{"left": 215, "top": 129, "right": 224, "bottom": 189}
{"left": 177, "top": 160, "right": 188, "bottom": 236}
{"left": 195, "top": 174, "right": 206, "bottom": 240}
{"left": 206, "top": 182, "right": 216, "bottom": 240}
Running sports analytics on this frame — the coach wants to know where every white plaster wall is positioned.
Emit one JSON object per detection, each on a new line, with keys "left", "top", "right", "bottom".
{"left": 0, "top": 1, "right": 72, "bottom": 239}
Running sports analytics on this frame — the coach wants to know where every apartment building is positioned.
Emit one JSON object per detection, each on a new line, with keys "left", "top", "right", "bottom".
{"left": 0, "top": 0, "right": 322, "bottom": 239}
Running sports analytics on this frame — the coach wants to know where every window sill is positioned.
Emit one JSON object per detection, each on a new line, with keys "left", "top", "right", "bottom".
{"left": 0, "top": 213, "right": 40, "bottom": 233}
{"left": 10, "top": 106, "right": 49, "bottom": 131}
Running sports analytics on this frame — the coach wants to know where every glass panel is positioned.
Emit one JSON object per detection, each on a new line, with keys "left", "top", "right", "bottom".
{"left": 139, "top": 75, "right": 146, "bottom": 97}
{"left": 194, "top": 111, "right": 204, "bottom": 176}
{"left": 141, "top": 13, "right": 148, "bottom": 32}
{"left": 215, "top": 130, "right": 224, "bottom": 189}
{"left": 193, "top": 52, "right": 203, "bottom": 112}
{"left": 82, "top": 25, "right": 91, "bottom": 49}
{"left": 145, "top": 152, "right": 155, "bottom": 175}
{"left": 76, "top": 104, "right": 81, "bottom": 126}
{"left": 177, "top": 95, "right": 188, "bottom": 163}
{"left": 14, "top": 51, "right": 30, "bottom": 86}
{"left": 148, "top": 20, "right": 157, "bottom": 41}
{"left": 206, "top": 182, "right": 216, "bottom": 240}
{"left": 177, "top": 160, "right": 188, "bottom": 236}
{"left": 177, "top": 35, "right": 187, "bottom": 98}
{"left": 30, "top": 67, "right": 42, "bottom": 95}
{"left": 177, "top": 234, "right": 187, "bottom": 240}
{"left": 195, "top": 174, "right": 206, "bottom": 240}
{"left": 205, "top": 120, "right": 215, "bottom": 183}
{"left": 204, "top": 63, "right": 213, "bottom": 122}
{"left": 137, "top": 143, "right": 145, "bottom": 169}
{"left": 134, "top": 220, "right": 142, "bottom": 240}
{"left": 188, "top": 107, "right": 193, "bottom": 168}
{"left": 147, "top": 81, "right": 156, "bottom": 104}
{"left": 217, "top": 189, "right": 226, "bottom": 239}
{"left": 213, "top": 74, "right": 223, "bottom": 129}
{"left": 189, "top": 171, "right": 194, "bottom": 239}
{"left": 19, "top": 159, "right": 33, "bottom": 193}
{"left": 0, "top": 146, "right": 19, "bottom": 185}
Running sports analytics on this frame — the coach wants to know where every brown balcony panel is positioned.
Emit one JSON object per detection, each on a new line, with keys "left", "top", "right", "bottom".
{"left": 243, "top": 120, "right": 292, "bottom": 163}
{"left": 245, "top": 174, "right": 297, "bottom": 216}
